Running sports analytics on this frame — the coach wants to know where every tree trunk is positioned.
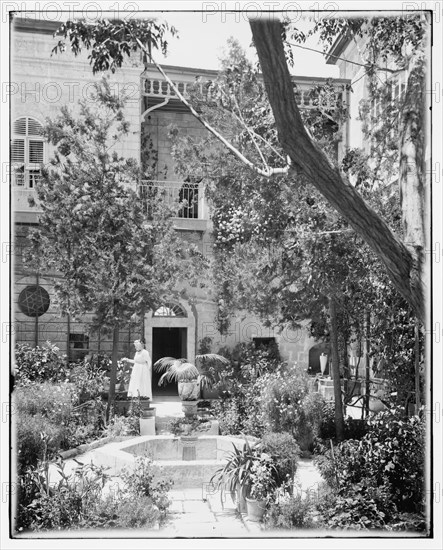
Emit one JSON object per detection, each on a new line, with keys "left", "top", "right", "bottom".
{"left": 250, "top": 19, "right": 425, "bottom": 322}
{"left": 399, "top": 56, "right": 427, "bottom": 310}
{"left": 107, "top": 324, "right": 120, "bottom": 418}
{"left": 329, "top": 296, "right": 344, "bottom": 441}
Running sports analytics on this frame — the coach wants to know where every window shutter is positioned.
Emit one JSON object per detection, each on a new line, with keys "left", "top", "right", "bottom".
{"left": 29, "top": 140, "right": 44, "bottom": 163}
{"left": 11, "top": 139, "right": 25, "bottom": 163}
{"left": 13, "top": 118, "right": 27, "bottom": 135}
{"left": 28, "top": 118, "right": 43, "bottom": 136}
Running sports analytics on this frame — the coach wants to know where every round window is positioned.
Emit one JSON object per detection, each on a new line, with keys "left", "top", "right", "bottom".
{"left": 18, "top": 285, "right": 50, "bottom": 317}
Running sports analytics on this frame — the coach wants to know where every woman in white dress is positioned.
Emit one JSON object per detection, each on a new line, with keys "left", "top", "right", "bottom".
{"left": 123, "top": 339, "right": 152, "bottom": 400}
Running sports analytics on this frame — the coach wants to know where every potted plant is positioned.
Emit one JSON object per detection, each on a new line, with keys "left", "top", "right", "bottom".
{"left": 210, "top": 438, "right": 262, "bottom": 514}
{"left": 153, "top": 353, "right": 229, "bottom": 417}
{"left": 245, "top": 452, "right": 277, "bottom": 522}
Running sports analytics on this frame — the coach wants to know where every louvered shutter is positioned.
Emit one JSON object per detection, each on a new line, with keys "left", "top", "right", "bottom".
{"left": 29, "top": 140, "right": 44, "bottom": 163}
{"left": 13, "top": 118, "right": 27, "bottom": 135}
{"left": 11, "top": 139, "right": 25, "bottom": 163}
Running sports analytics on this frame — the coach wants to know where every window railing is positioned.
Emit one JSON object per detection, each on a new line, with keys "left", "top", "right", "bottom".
{"left": 138, "top": 180, "right": 206, "bottom": 220}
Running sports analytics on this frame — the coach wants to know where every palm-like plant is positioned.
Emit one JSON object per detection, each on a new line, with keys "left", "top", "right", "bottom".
{"left": 153, "top": 353, "right": 230, "bottom": 392}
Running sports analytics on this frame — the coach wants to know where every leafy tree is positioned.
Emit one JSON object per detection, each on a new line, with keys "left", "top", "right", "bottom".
{"left": 26, "top": 78, "right": 204, "bottom": 414}
{"left": 48, "top": 15, "right": 429, "bottom": 322}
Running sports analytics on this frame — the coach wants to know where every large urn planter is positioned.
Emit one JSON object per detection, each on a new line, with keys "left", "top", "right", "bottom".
{"left": 246, "top": 497, "right": 267, "bottom": 522}
{"left": 178, "top": 380, "right": 200, "bottom": 401}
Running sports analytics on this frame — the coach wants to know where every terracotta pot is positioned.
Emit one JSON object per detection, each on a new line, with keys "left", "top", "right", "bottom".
{"left": 246, "top": 497, "right": 267, "bottom": 522}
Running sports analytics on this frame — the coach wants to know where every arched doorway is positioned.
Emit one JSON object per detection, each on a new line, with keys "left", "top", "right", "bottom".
{"left": 145, "top": 301, "right": 196, "bottom": 396}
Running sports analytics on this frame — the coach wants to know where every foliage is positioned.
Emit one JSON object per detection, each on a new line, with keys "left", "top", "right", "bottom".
{"left": 119, "top": 454, "right": 173, "bottom": 515}
{"left": 154, "top": 353, "right": 229, "bottom": 390}
{"left": 69, "top": 354, "right": 107, "bottom": 400}
{"left": 315, "top": 408, "right": 425, "bottom": 514}
{"left": 210, "top": 438, "right": 261, "bottom": 498}
{"left": 264, "top": 493, "right": 315, "bottom": 530}
{"left": 26, "top": 77, "right": 205, "bottom": 408}
{"left": 261, "top": 366, "right": 325, "bottom": 448}
{"left": 14, "top": 342, "right": 68, "bottom": 385}
{"left": 261, "top": 432, "right": 300, "bottom": 488}
{"left": 52, "top": 18, "right": 178, "bottom": 74}
{"left": 15, "top": 416, "right": 66, "bottom": 475}
{"left": 167, "top": 416, "right": 213, "bottom": 436}
{"left": 248, "top": 452, "right": 277, "bottom": 500}
{"left": 317, "top": 402, "right": 367, "bottom": 443}
{"left": 316, "top": 479, "right": 397, "bottom": 531}
{"left": 16, "top": 453, "right": 173, "bottom": 532}
{"left": 15, "top": 381, "right": 105, "bottom": 473}
{"left": 105, "top": 414, "right": 139, "bottom": 438}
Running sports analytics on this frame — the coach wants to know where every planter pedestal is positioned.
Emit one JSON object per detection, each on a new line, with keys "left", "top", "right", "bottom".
{"left": 139, "top": 407, "right": 156, "bottom": 436}
{"left": 246, "top": 497, "right": 266, "bottom": 522}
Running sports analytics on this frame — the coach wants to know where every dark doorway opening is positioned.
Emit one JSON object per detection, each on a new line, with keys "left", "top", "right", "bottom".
{"left": 152, "top": 327, "right": 187, "bottom": 395}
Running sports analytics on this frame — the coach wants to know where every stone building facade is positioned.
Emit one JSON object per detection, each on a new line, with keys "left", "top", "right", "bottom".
{"left": 11, "top": 17, "right": 351, "bottom": 388}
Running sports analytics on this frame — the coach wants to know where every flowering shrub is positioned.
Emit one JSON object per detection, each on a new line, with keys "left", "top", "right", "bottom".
{"left": 261, "top": 366, "right": 325, "bottom": 449}
{"left": 248, "top": 452, "right": 277, "bottom": 500}
{"left": 213, "top": 205, "right": 273, "bottom": 248}
{"left": 14, "top": 342, "right": 69, "bottom": 385}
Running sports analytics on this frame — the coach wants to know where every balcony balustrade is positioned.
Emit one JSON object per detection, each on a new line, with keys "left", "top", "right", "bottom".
{"left": 142, "top": 72, "right": 348, "bottom": 112}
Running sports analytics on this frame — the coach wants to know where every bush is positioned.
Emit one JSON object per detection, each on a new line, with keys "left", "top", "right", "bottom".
{"left": 120, "top": 454, "right": 173, "bottom": 515}
{"left": 261, "top": 433, "right": 300, "bottom": 488}
{"left": 15, "top": 415, "right": 65, "bottom": 474}
{"left": 261, "top": 367, "right": 325, "bottom": 449}
{"left": 264, "top": 493, "right": 315, "bottom": 530}
{"left": 14, "top": 342, "right": 69, "bottom": 385}
{"left": 69, "top": 354, "right": 107, "bottom": 401}
{"left": 15, "top": 381, "right": 76, "bottom": 423}
{"left": 317, "top": 402, "right": 367, "bottom": 443}
{"left": 316, "top": 480, "right": 397, "bottom": 531}
{"left": 16, "top": 453, "right": 173, "bottom": 532}
{"left": 114, "top": 497, "right": 161, "bottom": 529}
{"left": 315, "top": 408, "right": 425, "bottom": 515}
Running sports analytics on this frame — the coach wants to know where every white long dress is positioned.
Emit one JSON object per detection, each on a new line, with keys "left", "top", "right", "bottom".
{"left": 127, "top": 349, "right": 152, "bottom": 399}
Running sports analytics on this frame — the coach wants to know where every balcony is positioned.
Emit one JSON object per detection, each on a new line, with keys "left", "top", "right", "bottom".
{"left": 141, "top": 64, "right": 350, "bottom": 113}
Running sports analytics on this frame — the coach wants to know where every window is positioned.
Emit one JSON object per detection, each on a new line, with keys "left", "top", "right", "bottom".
{"left": 179, "top": 177, "right": 201, "bottom": 219}
{"left": 253, "top": 337, "right": 276, "bottom": 349}
{"left": 153, "top": 303, "right": 187, "bottom": 317}
{"left": 18, "top": 285, "right": 50, "bottom": 317}
{"left": 12, "top": 117, "right": 45, "bottom": 188}
{"left": 69, "top": 333, "right": 90, "bottom": 362}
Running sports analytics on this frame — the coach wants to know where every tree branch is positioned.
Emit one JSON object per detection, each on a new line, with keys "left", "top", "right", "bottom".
{"left": 250, "top": 19, "right": 424, "bottom": 321}
{"left": 135, "top": 37, "right": 290, "bottom": 178}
